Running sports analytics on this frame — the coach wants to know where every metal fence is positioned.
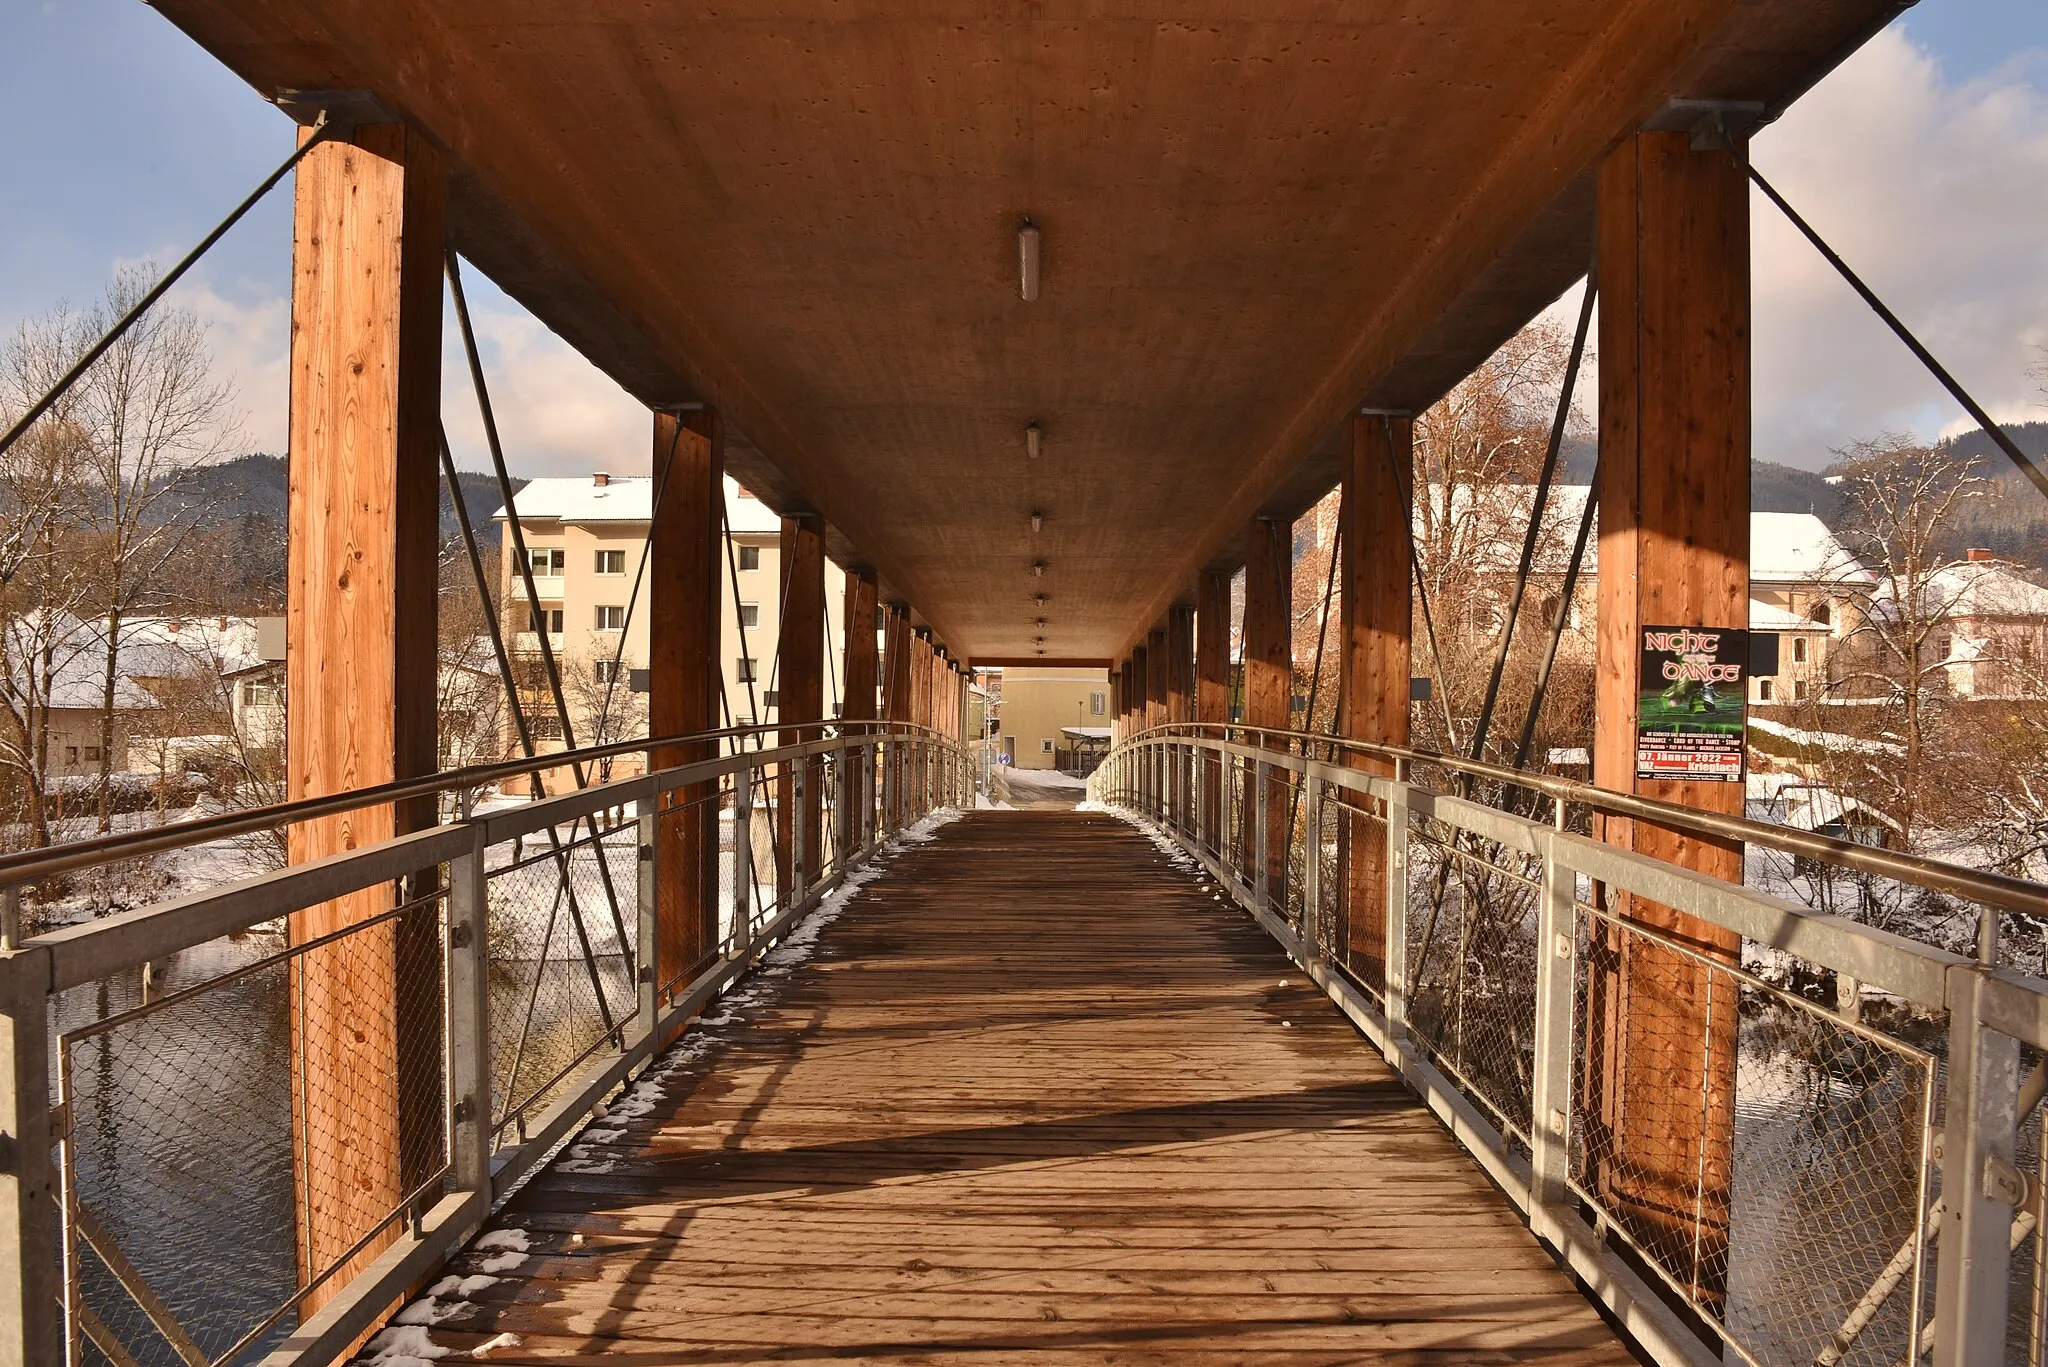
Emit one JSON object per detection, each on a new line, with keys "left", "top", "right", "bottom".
{"left": 1095, "top": 725, "right": 2048, "bottom": 1367}
{"left": 0, "top": 723, "right": 970, "bottom": 1367}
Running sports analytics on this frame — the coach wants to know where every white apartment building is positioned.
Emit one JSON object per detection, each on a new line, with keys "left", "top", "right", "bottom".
{"left": 494, "top": 474, "right": 850, "bottom": 764}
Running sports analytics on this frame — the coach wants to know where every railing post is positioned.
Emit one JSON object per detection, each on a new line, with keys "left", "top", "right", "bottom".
{"left": 1933, "top": 962, "right": 2021, "bottom": 1367}
{"left": 1529, "top": 824, "right": 1575, "bottom": 1237}
{"left": 1302, "top": 769, "right": 1323, "bottom": 957}
{"left": 448, "top": 820, "right": 494, "bottom": 1207}
{"left": 730, "top": 767, "right": 753, "bottom": 957}
{"left": 792, "top": 756, "right": 808, "bottom": 900}
{"left": 0, "top": 941, "right": 56, "bottom": 1367}
{"left": 1384, "top": 759, "right": 1411, "bottom": 1035}
{"left": 1254, "top": 757, "right": 1271, "bottom": 914}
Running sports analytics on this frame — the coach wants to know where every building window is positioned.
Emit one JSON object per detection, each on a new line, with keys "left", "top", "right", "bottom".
{"left": 1040, "top": 737, "right": 1054, "bottom": 755}
{"left": 1757, "top": 679, "right": 1774, "bottom": 702}
{"left": 1809, "top": 602, "right": 1832, "bottom": 626}
{"left": 531, "top": 715, "right": 563, "bottom": 740}
{"left": 531, "top": 607, "right": 565, "bottom": 635}
{"left": 739, "top": 545, "right": 761, "bottom": 571}
{"left": 242, "top": 681, "right": 277, "bottom": 707}
{"left": 527, "top": 547, "right": 565, "bottom": 576}
{"left": 740, "top": 602, "right": 760, "bottom": 628}
{"left": 1090, "top": 691, "right": 1106, "bottom": 716}
{"left": 1933, "top": 636, "right": 1952, "bottom": 661}
{"left": 736, "top": 657, "right": 757, "bottom": 683}
{"left": 594, "top": 659, "right": 621, "bottom": 683}
{"left": 595, "top": 605, "right": 626, "bottom": 631}
{"left": 1792, "top": 637, "right": 1808, "bottom": 664}
{"left": 1794, "top": 680, "right": 1810, "bottom": 702}
{"left": 763, "top": 690, "right": 780, "bottom": 709}
{"left": 65, "top": 746, "right": 78, "bottom": 765}
{"left": 84, "top": 746, "right": 101, "bottom": 762}
{"left": 595, "top": 549, "right": 626, "bottom": 575}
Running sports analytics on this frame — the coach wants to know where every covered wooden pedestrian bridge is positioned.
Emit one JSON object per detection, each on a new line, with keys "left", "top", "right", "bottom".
{"left": 3, "top": 3, "right": 2047, "bottom": 1367}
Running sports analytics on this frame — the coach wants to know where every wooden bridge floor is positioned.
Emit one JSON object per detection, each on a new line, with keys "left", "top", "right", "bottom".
{"left": 383, "top": 809, "right": 1636, "bottom": 1364}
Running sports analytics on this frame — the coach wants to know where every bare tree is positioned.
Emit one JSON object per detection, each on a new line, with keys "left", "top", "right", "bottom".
{"left": 67, "top": 265, "right": 238, "bottom": 834}
{"left": 0, "top": 312, "right": 99, "bottom": 852}
{"left": 1831, "top": 435, "right": 1995, "bottom": 847}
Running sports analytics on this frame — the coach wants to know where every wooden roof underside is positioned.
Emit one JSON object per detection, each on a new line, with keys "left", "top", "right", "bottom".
{"left": 153, "top": 0, "right": 1903, "bottom": 662}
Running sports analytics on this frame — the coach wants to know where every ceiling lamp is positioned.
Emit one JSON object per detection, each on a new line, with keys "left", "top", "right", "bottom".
{"left": 1025, "top": 422, "right": 1041, "bottom": 461}
{"left": 1031, "top": 561, "right": 1046, "bottom": 579}
{"left": 1034, "top": 593, "right": 1048, "bottom": 608}
{"left": 1018, "top": 218, "right": 1040, "bottom": 301}
{"left": 1029, "top": 510, "right": 1044, "bottom": 534}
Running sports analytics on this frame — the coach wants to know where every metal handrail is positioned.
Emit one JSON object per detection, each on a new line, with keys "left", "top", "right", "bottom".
{"left": 0, "top": 718, "right": 953, "bottom": 890}
{"left": 1124, "top": 721, "right": 2048, "bottom": 919}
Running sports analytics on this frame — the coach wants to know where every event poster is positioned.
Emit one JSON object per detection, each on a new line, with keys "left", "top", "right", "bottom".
{"left": 1635, "top": 625, "right": 1748, "bottom": 782}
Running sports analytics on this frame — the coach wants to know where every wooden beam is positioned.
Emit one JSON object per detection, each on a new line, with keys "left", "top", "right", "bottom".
{"left": 1588, "top": 127, "right": 1749, "bottom": 1319}
{"left": 1339, "top": 415, "right": 1412, "bottom": 980}
{"left": 881, "top": 604, "right": 911, "bottom": 827}
{"left": 777, "top": 515, "right": 825, "bottom": 888}
{"left": 285, "top": 121, "right": 443, "bottom": 1319}
{"left": 650, "top": 407, "right": 723, "bottom": 1005}
{"left": 1146, "top": 628, "right": 1167, "bottom": 734}
{"left": 1243, "top": 518, "right": 1291, "bottom": 890}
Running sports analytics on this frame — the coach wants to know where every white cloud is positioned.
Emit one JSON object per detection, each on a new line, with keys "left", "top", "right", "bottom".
{"left": 1751, "top": 30, "right": 2048, "bottom": 466}
{"left": 176, "top": 277, "right": 289, "bottom": 455}
{"left": 439, "top": 285, "right": 649, "bottom": 479}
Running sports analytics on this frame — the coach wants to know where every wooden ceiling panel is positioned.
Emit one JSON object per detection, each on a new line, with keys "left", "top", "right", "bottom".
{"left": 150, "top": 0, "right": 1898, "bottom": 660}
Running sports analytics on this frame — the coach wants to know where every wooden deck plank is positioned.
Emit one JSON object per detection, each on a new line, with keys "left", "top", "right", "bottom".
{"left": 366, "top": 810, "right": 1637, "bottom": 1364}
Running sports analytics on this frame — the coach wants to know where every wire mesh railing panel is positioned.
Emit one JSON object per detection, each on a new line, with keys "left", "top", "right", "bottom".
{"left": 1329, "top": 796, "right": 1388, "bottom": 1002}
{"left": 1567, "top": 896, "right": 1940, "bottom": 1367}
{"left": 485, "top": 816, "right": 639, "bottom": 1140}
{"left": 1402, "top": 821, "right": 1539, "bottom": 1143}
{"left": 57, "top": 886, "right": 449, "bottom": 1367}
{"left": 1270, "top": 761, "right": 1303, "bottom": 926}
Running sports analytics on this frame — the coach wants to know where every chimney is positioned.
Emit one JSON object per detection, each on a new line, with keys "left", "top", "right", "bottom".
{"left": 1967, "top": 547, "right": 1996, "bottom": 563}
{"left": 592, "top": 471, "right": 610, "bottom": 488}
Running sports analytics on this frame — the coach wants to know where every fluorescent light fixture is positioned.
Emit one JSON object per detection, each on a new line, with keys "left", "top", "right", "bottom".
{"left": 1018, "top": 219, "right": 1040, "bottom": 301}
{"left": 1025, "top": 422, "right": 1041, "bottom": 461}
{"left": 1030, "top": 511, "right": 1043, "bottom": 534}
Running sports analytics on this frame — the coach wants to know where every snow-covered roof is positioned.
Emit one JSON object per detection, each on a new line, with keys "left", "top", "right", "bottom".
{"left": 1748, "top": 716, "right": 1903, "bottom": 757}
{"left": 1414, "top": 487, "right": 1874, "bottom": 586}
{"left": 1865, "top": 559, "right": 2048, "bottom": 622}
{"left": 494, "top": 475, "right": 782, "bottom": 533}
{"left": 6, "top": 614, "right": 264, "bottom": 712}
{"left": 1748, "top": 599, "right": 1821, "bottom": 632}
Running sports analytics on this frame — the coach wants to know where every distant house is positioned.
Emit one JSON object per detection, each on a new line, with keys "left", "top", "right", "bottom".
{"left": 1907, "top": 552, "right": 2048, "bottom": 699}
{"left": 989, "top": 666, "right": 1111, "bottom": 771}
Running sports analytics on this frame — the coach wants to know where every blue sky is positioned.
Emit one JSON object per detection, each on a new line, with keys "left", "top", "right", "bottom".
{"left": 2, "top": 0, "right": 2046, "bottom": 473}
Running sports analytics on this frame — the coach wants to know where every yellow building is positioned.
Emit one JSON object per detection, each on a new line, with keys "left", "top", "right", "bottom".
{"left": 495, "top": 473, "right": 850, "bottom": 770}
{"left": 993, "top": 666, "right": 1110, "bottom": 771}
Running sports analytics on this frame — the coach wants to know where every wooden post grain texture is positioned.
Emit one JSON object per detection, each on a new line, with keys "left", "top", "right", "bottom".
{"left": 842, "top": 570, "right": 879, "bottom": 850}
{"left": 1340, "top": 415, "right": 1412, "bottom": 982}
{"left": 1243, "top": 519, "right": 1291, "bottom": 892}
{"left": 1588, "top": 127, "right": 1749, "bottom": 1315}
{"left": 650, "top": 408, "right": 723, "bottom": 1006}
{"left": 284, "top": 120, "right": 443, "bottom": 1317}
{"left": 1196, "top": 570, "right": 1230, "bottom": 852}
{"left": 777, "top": 516, "right": 825, "bottom": 891}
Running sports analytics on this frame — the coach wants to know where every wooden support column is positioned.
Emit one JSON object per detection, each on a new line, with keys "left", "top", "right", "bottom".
{"left": 881, "top": 604, "right": 912, "bottom": 826}
{"left": 1243, "top": 519, "right": 1291, "bottom": 891}
{"left": 1146, "top": 628, "right": 1167, "bottom": 732}
{"left": 1588, "top": 127, "right": 1749, "bottom": 1317}
{"left": 285, "top": 120, "right": 443, "bottom": 1313}
{"left": 1196, "top": 570, "right": 1230, "bottom": 851}
{"left": 777, "top": 515, "right": 825, "bottom": 891}
{"left": 649, "top": 407, "right": 722, "bottom": 1004}
{"left": 1166, "top": 606, "right": 1194, "bottom": 723}
{"left": 1339, "top": 415, "right": 1412, "bottom": 980}
{"left": 842, "top": 570, "right": 879, "bottom": 850}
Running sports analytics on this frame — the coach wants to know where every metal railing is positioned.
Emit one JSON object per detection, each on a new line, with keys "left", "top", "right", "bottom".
{"left": 0, "top": 721, "right": 972, "bottom": 1367}
{"left": 1094, "top": 723, "right": 2048, "bottom": 1367}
